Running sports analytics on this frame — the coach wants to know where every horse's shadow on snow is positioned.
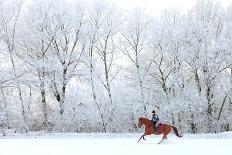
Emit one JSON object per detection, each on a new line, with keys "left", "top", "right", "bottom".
{"left": 138, "top": 139, "right": 175, "bottom": 145}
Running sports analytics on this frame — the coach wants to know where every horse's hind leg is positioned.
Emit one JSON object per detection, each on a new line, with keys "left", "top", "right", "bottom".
{"left": 158, "top": 134, "right": 166, "bottom": 144}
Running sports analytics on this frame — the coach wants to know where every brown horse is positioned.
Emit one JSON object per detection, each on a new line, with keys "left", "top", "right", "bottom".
{"left": 137, "top": 117, "right": 182, "bottom": 144}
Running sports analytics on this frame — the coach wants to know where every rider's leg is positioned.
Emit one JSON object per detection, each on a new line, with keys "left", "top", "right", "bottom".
{"left": 153, "top": 122, "right": 157, "bottom": 132}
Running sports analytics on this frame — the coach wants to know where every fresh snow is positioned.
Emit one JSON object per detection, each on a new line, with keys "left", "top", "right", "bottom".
{"left": 0, "top": 132, "right": 232, "bottom": 155}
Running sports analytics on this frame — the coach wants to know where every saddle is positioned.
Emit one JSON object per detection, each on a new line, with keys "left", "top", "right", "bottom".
{"left": 155, "top": 123, "right": 164, "bottom": 134}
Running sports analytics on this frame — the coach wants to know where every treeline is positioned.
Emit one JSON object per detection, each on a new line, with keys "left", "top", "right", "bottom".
{"left": 0, "top": 0, "right": 232, "bottom": 133}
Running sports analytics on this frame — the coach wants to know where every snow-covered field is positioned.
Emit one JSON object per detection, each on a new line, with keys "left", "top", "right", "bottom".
{"left": 0, "top": 132, "right": 232, "bottom": 155}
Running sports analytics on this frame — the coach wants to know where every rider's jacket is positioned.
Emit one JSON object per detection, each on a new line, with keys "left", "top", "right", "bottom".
{"left": 151, "top": 114, "right": 159, "bottom": 123}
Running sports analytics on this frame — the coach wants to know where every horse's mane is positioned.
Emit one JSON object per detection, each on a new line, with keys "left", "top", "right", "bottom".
{"left": 139, "top": 117, "right": 148, "bottom": 120}
{"left": 139, "top": 117, "right": 149, "bottom": 120}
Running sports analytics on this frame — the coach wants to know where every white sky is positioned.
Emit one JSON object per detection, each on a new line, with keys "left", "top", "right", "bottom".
{"left": 109, "top": 0, "right": 232, "bottom": 15}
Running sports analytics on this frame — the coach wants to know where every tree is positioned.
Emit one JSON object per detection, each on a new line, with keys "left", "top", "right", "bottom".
{"left": 0, "top": 0, "right": 28, "bottom": 131}
{"left": 84, "top": 1, "right": 120, "bottom": 132}
{"left": 18, "top": 0, "right": 55, "bottom": 129}
{"left": 47, "top": 0, "right": 86, "bottom": 119}
{"left": 120, "top": 9, "right": 150, "bottom": 117}
{"left": 184, "top": 0, "right": 227, "bottom": 132}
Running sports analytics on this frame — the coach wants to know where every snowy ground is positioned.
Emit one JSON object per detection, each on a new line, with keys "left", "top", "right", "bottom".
{"left": 0, "top": 132, "right": 232, "bottom": 155}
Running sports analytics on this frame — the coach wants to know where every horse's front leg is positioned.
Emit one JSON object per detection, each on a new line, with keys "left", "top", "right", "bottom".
{"left": 158, "top": 137, "right": 164, "bottom": 144}
{"left": 137, "top": 133, "right": 145, "bottom": 143}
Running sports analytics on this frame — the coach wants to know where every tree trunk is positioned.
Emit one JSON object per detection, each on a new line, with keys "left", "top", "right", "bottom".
{"left": 38, "top": 70, "right": 48, "bottom": 129}
{"left": 103, "top": 55, "right": 113, "bottom": 106}
{"left": 9, "top": 54, "right": 28, "bottom": 131}
{"left": 190, "top": 113, "right": 197, "bottom": 133}
{"left": 206, "top": 84, "right": 213, "bottom": 132}
{"left": 136, "top": 59, "right": 147, "bottom": 117}
{"left": 89, "top": 44, "right": 107, "bottom": 132}
{"left": 59, "top": 66, "right": 67, "bottom": 118}
{"left": 194, "top": 69, "right": 202, "bottom": 94}
{"left": 0, "top": 87, "right": 10, "bottom": 129}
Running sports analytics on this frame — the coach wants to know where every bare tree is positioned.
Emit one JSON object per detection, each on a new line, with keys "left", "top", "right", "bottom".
{"left": 85, "top": 2, "right": 120, "bottom": 131}
{"left": 46, "top": 4, "right": 86, "bottom": 119}
{"left": 0, "top": 0, "right": 28, "bottom": 131}
{"left": 18, "top": 0, "right": 56, "bottom": 129}
{"left": 121, "top": 9, "right": 150, "bottom": 117}
{"left": 86, "top": 6, "right": 107, "bottom": 132}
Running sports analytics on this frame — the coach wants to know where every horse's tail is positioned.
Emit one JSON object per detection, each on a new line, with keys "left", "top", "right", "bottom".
{"left": 171, "top": 126, "right": 183, "bottom": 138}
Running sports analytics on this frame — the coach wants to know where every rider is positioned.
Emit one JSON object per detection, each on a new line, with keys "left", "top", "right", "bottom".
{"left": 151, "top": 110, "right": 159, "bottom": 132}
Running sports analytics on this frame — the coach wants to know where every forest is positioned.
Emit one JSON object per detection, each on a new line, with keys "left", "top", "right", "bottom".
{"left": 0, "top": 0, "right": 232, "bottom": 134}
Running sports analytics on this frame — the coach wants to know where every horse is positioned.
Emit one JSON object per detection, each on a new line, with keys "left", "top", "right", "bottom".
{"left": 137, "top": 117, "right": 182, "bottom": 144}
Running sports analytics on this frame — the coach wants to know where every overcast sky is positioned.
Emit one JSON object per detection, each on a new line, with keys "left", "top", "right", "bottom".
{"left": 109, "top": 0, "right": 231, "bottom": 15}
